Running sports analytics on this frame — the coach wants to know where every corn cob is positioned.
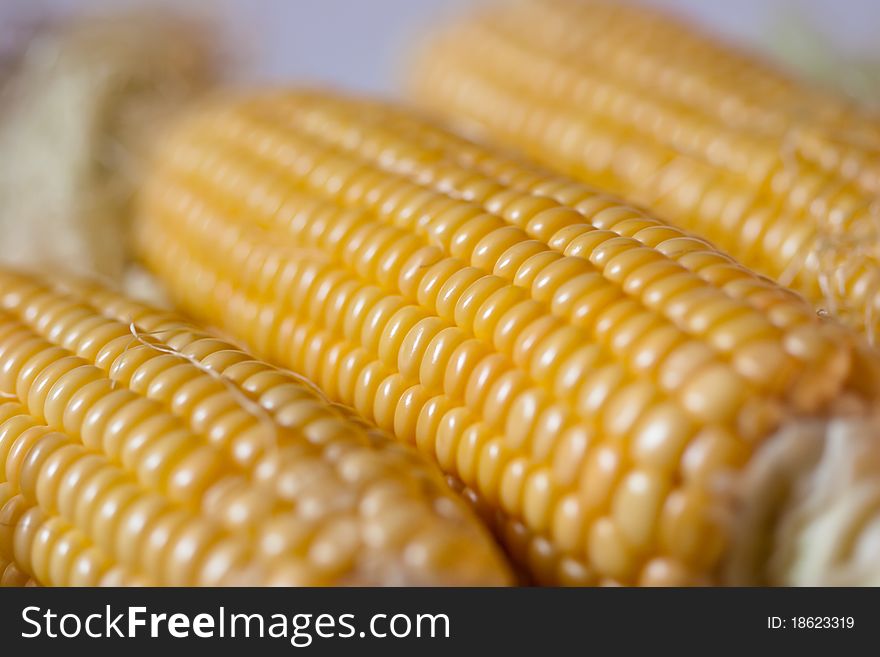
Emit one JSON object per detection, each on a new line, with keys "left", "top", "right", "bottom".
{"left": 134, "top": 89, "right": 880, "bottom": 585}
{"left": 0, "top": 268, "right": 511, "bottom": 586}
{"left": 408, "top": 0, "right": 880, "bottom": 343}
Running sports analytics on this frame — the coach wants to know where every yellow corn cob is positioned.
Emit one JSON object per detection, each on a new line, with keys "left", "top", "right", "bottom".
{"left": 408, "top": 0, "right": 880, "bottom": 342}
{"left": 0, "top": 268, "right": 511, "bottom": 586}
{"left": 134, "top": 89, "right": 880, "bottom": 585}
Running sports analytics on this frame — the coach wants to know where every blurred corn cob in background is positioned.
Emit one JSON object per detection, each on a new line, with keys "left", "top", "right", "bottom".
{"left": 0, "top": 12, "right": 214, "bottom": 285}
{"left": 0, "top": 268, "right": 511, "bottom": 586}
{"left": 134, "top": 89, "right": 880, "bottom": 586}
{"left": 408, "top": 0, "right": 880, "bottom": 343}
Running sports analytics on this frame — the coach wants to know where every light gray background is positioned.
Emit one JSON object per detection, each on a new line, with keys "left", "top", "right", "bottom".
{"left": 3, "top": 0, "right": 879, "bottom": 95}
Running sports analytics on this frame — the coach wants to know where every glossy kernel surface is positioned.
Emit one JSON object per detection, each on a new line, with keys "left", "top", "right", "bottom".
{"left": 135, "top": 89, "right": 880, "bottom": 585}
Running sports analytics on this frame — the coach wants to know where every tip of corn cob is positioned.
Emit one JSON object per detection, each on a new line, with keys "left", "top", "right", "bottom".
{"left": 727, "top": 414, "right": 880, "bottom": 585}
{"left": 0, "top": 11, "right": 216, "bottom": 282}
